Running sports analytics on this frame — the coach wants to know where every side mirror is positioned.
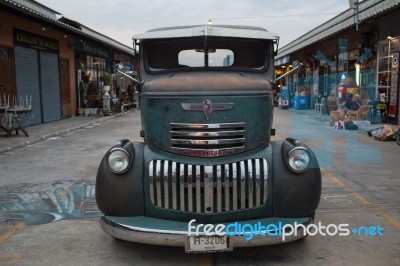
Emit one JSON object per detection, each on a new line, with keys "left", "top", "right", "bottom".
{"left": 132, "top": 39, "right": 140, "bottom": 56}
{"left": 113, "top": 64, "right": 143, "bottom": 85}
{"left": 274, "top": 39, "right": 279, "bottom": 56}
{"left": 291, "top": 60, "right": 302, "bottom": 74}
{"left": 274, "top": 60, "right": 303, "bottom": 82}
{"left": 114, "top": 63, "right": 125, "bottom": 73}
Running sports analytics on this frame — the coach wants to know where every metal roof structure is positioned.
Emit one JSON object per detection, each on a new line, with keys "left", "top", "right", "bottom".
{"left": 133, "top": 24, "right": 279, "bottom": 41}
{"left": 276, "top": 0, "right": 400, "bottom": 60}
{"left": 1, "top": 0, "right": 135, "bottom": 56}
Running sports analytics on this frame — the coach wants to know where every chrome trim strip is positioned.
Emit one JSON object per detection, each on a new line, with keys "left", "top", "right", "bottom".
{"left": 171, "top": 138, "right": 244, "bottom": 145}
{"left": 170, "top": 122, "right": 246, "bottom": 157}
{"left": 204, "top": 166, "right": 213, "bottom": 213}
{"left": 172, "top": 161, "right": 177, "bottom": 210}
{"left": 180, "top": 164, "right": 185, "bottom": 211}
{"left": 171, "top": 122, "right": 244, "bottom": 129}
{"left": 263, "top": 159, "right": 268, "bottom": 202}
{"left": 188, "top": 165, "right": 193, "bottom": 212}
{"left": 216, "top": 165, "right": 222, "bottom": 213}
{"left": 149, "top": 161, "right": 154, "bottom": 204}
{"left": 156, "top": 160, "right": 162, "bottom": 208}
{"left": 195, "top": 165, "right": 201, "bottom": 213}
{"left": 171, "top": 130, "right": 244, "bottom": 138}
{"left": 101, "top": 216, "right": 311, "bottom": 247}
{"left": 224, "top": 164, "right": 230, "bottom": 212}
{"left": 240, "top": 161, "right": 246, "bottom": 209}
{"left": 248, "top": 159, "right": 253, "bottom": 208}
{"left": 181, "top": 102, "right": 234, "bottom": 112}
{"left": 255, "top": 159, "right": 261, "bottom": 206}
{"left": 232, "top": 163, "right": 238, "bottom": 211}
{"left": 163, "top": 161, "right": 169, "bottom": 208}
{"left": 171, "top": 147, "right": 245, "bottom": 158}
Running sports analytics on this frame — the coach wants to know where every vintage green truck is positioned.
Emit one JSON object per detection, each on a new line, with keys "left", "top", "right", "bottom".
{"left": 96, "top": 24, "right": 321, "bottom": 252}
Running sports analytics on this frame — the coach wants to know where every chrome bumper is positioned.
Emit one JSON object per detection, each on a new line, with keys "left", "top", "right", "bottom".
{"left": 100, "top": 216, "right": 312, "bottom": 249}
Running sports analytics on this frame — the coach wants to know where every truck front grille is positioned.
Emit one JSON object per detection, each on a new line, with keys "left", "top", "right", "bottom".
{"left": 148, "top": 159, "right": 268, "bottom": 214}
{"left": 170, "top": 123, "right": 245, "bottom": 157}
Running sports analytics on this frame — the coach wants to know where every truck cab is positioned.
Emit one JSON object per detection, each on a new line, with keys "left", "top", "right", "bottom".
{"left": 96, "top": 24, "right": 321, "bottom": 253}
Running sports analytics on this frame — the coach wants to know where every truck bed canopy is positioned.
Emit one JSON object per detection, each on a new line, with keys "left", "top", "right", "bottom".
{"left": 132, "top": 25, "right": 279, "bottom": 41}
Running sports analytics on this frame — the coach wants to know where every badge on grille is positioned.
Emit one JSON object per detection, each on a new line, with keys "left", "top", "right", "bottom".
{"left": 181, "top": 100, "right": 234, "bottom": 120}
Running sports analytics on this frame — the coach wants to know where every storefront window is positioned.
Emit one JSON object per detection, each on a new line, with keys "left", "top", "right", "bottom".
{"left": 86, "top": 55, "right": 106, "bottom": 81}
{"left": 377, "top": 40, "right": 392, "bottom": 101}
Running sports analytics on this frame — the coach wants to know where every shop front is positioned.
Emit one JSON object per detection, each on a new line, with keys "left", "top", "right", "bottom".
{"left": 0, "top": 7, "right": 76, "bottom": 126}
{"left": 74, "top": 39, "right": 113, "bottom": 114}
{"left": 13, "top": 29, "right": 62, "bottom": 126}
{"left": 1, "top": 0, "right": 137, "bottom": 127}
{"left": 377, "top": 38, "right": 400, "bottom": 124}
{"left": 275, "top": 0, "right": 400, "bottom": 125}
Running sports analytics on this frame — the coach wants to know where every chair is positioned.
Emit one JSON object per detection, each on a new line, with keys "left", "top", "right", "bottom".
{"left": 315, "top": 102, "right": 322, "bottom": 112}
{"left": 346, "top": 105, "right": 369, "bottom": 121}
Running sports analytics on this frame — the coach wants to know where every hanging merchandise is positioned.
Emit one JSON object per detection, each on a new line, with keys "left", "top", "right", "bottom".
{"left": 388, "top": 52, "right": 399, "bottom": 118}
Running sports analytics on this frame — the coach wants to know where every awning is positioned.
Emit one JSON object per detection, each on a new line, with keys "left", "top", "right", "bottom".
{"left": 276, "top": 0, "right": 400, "bottom": 60}
{"left": 275, "top": 55, "right": 290, "bottom": 66}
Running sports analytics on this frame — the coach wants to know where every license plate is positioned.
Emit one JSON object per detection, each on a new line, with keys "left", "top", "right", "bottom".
{"left": 185, "top": 235, "right": 232, "bottom": 253}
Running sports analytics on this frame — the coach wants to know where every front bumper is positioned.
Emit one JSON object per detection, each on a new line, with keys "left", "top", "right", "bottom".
{"left": 100, "top": 216, "right": 312, "bottom": 249}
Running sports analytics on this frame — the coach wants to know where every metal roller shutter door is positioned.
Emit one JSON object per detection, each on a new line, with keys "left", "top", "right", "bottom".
{"left": 40, "top": 52, "right": 61, "bottom": 122}
{"left": 14, "top": 46, "right": 41, "bottom": 126}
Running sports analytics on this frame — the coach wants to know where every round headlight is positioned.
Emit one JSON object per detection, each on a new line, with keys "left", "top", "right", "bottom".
{"left": 107, "top": 148, "right": 131, "bottom": 174}
{"left": 287, "top": 147, "right": 311, "bottom": 173}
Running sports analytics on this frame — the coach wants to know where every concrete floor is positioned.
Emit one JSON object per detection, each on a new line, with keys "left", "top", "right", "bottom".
{"left": 0, "top": 109, "right": 399, "bottom": 265}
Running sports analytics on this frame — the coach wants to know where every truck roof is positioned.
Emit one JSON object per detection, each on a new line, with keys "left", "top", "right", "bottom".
{"left": 132, "top": 24, "right": 279, "bottom": 41}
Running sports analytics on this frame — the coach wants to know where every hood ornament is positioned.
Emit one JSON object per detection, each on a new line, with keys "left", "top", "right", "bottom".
{"left": 181, "top": 99, "right": 234, "bottom": 120}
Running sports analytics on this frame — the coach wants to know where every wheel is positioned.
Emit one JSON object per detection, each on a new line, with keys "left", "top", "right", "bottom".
{"left": 396, "top": 129, "right": 400, "bottom": 145}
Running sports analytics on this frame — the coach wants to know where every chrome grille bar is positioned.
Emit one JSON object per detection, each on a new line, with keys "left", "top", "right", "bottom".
{"left": 149, "top": 161, "right": 154, "bottom": 204}
{"left": 255, "top": 159, "right": 261, "bottom": 206}
{"left": 156, "top": 160, "right": 162, "bottom": 208}
{"left": 248, "top": 159, "right": 253, "bottom": 208}
{"left": 148, "top": 159, "right": 268, "bottom": 214}
{"left": 224, "top": 164, "right": 230, "bottom": 211}
{"left": 170, "top": 122, "right": 245, "bottom": 157}
{"left": 172, "top": 161, "right": 177, "bottom": 210}
{"left": 171, "top": 139, "right": 244, "bottom": 146}
{"left": 163, "top": 161, "right": 169, "bottom": 208}
{"left": 232, "top": 163, "right": 238, "bottom": 211}
{"left": 188, "top": 165, "right": 193, "bottom": 212}
{"left": 240, "top": 161, "right": 246, "bottom": 209}
{"left": 179, "top": 164, "right": 185, "bottom": 211}
{"left": 171, "top": 130, "right": 244, "bottom": 138}
{"left": 171, "top": 123, "right": 245, "bottom": 129}
{"left": 204, "top": 166, "right": 213, "bottom": 213}
{"left": 216, "top": 165, "right": 222, "bottom": 213}
{"left": 195, "top": 165, "right": 201, "bottom": 213}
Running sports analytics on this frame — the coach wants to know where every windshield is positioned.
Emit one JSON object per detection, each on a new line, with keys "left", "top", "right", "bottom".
{"left": 145, "top": 37, "right": 271, "bottom": 72}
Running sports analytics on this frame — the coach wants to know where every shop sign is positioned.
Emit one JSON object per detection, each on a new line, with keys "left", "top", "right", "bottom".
{"left": 81, "top": 41, "right": 110, "bottom": 58}
{"left": 13, "top": 29, "right": 59, "bottom": 52}
{"left": 349, "top": 50, "right": 360, "bottom": 61}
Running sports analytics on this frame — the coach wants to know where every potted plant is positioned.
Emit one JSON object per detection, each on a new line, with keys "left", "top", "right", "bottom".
{"left": 100, "top": 72, "right": 112, "bottom": 96}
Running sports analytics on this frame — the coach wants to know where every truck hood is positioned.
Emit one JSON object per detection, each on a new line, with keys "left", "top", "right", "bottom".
{"left": 141, "top": 72, "right": 274, "bottom": 157}
{"left": 142, "top": 72, "right": 273, "bottom": 96}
